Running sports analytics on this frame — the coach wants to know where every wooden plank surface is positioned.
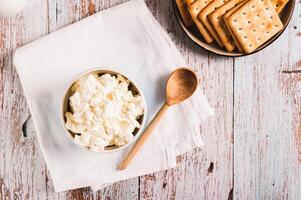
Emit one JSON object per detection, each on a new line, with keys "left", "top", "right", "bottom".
{"left": 0, "top": 0, "right": 48, "bottom": 199}
{"left": 233, "top": 3, "right": 301, "bottom": 199}
{"left": 0, "top": 0, "right": 300, "bottom": 199}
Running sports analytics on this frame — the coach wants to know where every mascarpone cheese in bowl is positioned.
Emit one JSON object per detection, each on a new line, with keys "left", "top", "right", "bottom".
{"left": 62, "top": 69, "right": 147, "bottom": 153}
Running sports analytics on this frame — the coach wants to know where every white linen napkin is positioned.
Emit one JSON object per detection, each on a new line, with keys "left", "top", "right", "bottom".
{"left": 13, "top": 0, "right": 213, "bottom": 192}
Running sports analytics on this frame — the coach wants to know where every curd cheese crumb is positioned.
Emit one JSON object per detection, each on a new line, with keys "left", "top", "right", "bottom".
{"left": 65, "top": 73, "right": 144, "bottom": 152}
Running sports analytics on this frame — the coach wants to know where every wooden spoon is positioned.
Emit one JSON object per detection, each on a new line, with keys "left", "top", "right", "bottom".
{"left": 118, "top": 67, "right": 198, "bottom": 170}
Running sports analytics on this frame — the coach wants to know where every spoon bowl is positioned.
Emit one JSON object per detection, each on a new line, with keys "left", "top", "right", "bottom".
{"left": 166, "top": 68, "right": 198, "bottom": 105}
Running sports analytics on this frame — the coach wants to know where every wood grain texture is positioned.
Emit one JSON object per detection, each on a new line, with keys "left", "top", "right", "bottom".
{"left": 0, "top": 0, "right": 48, "bottom": 199}
{"left": 0, "top": 0, "right": 300, "bottom": 199}
{"left": 233, "top": 2, "right": 301, "bottom": 199}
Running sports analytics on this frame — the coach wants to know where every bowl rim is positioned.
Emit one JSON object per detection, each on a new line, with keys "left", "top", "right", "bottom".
{"left": 60, "top": 67, "right": 148, "bottom": 154}
{"left": 173, "top": 0, "right": 296, "bottom": 57}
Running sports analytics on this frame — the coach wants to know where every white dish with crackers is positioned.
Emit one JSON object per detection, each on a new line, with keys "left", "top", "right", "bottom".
{"left": 175, "top": 0, "right": 295, "bottom": 56}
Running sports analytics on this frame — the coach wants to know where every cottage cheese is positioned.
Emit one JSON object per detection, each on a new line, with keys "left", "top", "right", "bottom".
{"left": 65, "top": 73, "right": 144, "bottom": 152}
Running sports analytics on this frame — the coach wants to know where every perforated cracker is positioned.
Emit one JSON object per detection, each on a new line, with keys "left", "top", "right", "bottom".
{"left": 223, "top": 0, "right": 246, "bottom": 52}
{"left": 198, "top": 0, "right": 230, "bottom": 47}
{"left": 209, "top": 0, "right": 245, "bottom": 51}
{"left": 176, "top": 0, "right": 193, "bottom": 26}
{"left": 226, "top": 0, "right": 283, "bottom": 53}
{"left": 188, "top": 0, "right": 214, "bottom": 43}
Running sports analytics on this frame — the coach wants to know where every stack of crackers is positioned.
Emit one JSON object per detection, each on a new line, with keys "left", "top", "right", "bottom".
{"left": 176, "top": 0, "right": 288, "bottom": 53}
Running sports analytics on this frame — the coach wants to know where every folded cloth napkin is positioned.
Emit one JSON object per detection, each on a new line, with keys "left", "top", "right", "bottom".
{"left": 13, "top": 0, "right": 213, "bottom": 192}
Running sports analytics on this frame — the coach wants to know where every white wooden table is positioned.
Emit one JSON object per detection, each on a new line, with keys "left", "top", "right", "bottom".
{"left": 0, "top": 0, "right": 300, "bottom": 199}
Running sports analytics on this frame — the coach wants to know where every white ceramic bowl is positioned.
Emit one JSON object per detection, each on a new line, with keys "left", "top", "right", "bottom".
{"left": 61, "top": 68, "right": 147, "bottom": 153}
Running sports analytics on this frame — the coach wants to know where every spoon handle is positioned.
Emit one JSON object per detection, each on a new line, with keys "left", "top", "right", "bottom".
{"left": 118, "top": 103, "right": 170, "bottom": 170}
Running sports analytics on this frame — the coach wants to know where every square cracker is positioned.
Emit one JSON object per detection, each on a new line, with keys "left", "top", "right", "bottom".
{"left": 188, "top": 0, "right": 214, "bottom": 43}
{"left": 226, "top": 0, "right": 283, "bottom": 53}
{"left": 209, "top": 0, "right": 245, "bottom": 51}
{"left": 198, "top": 0, "right": 230, "bottom": 47}
{"left": 223, "top": 0, "right": 246, "bottom": 52}
{"left": 176, "top": 0, "right": 193, "bottom": 26}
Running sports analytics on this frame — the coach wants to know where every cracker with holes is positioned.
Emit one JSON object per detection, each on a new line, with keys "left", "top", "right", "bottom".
{"left": 225, "top": 0, "right": 283, "bottom": 53}
{"left": 209, "top": 0, "right": 245, "bottom": 51}
{"left": 223, "top": 0, "right": 246, "bottom": 52}
{"left": 188, "top": 0, "right": 214, "bottom": 43}
{"left": 198, "top": 0, "right": 230, "bottom": 47}
{"left": 176, "top": 0, "right": 194, "bottom": 26}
